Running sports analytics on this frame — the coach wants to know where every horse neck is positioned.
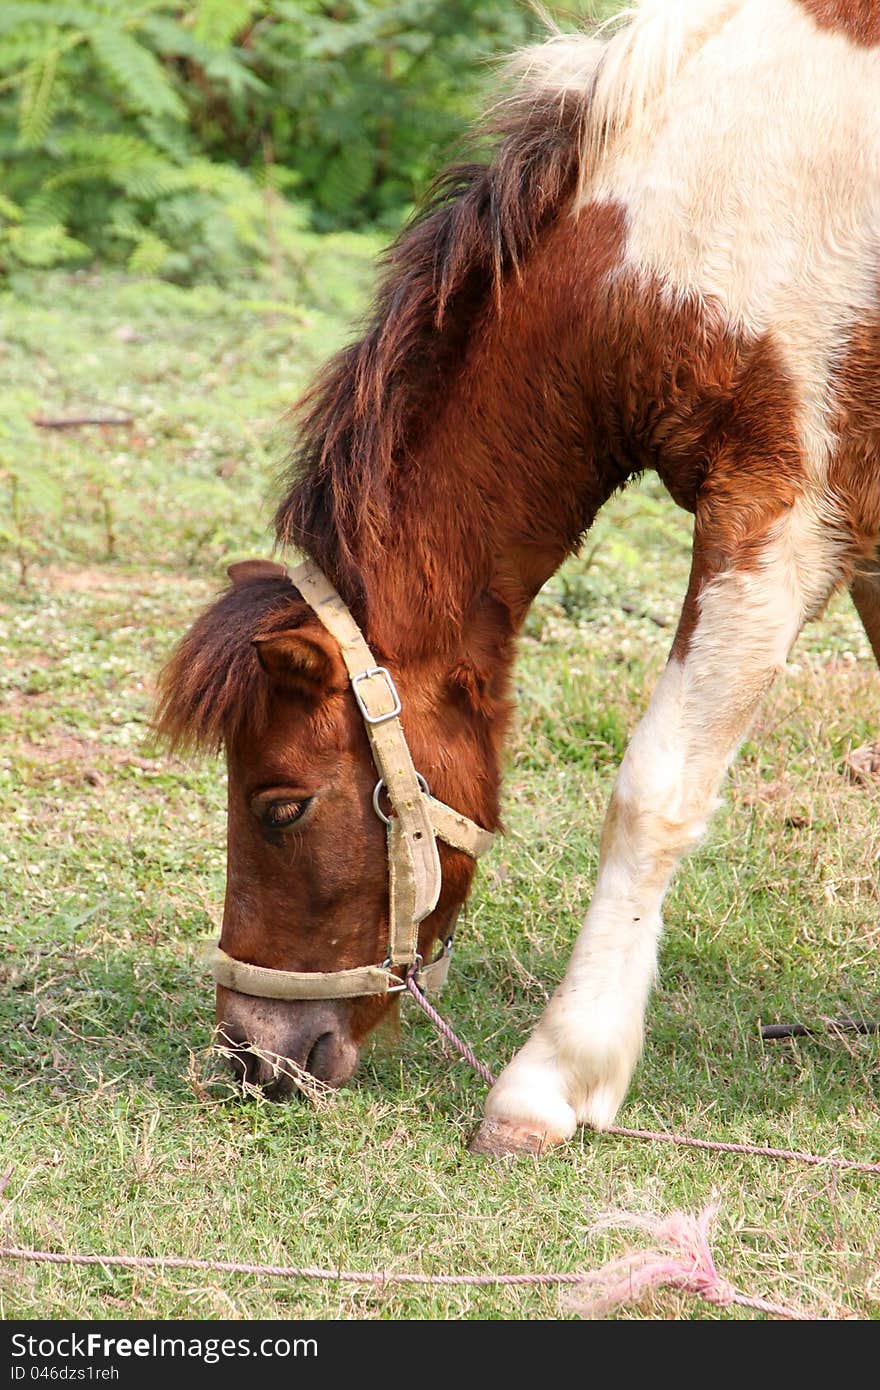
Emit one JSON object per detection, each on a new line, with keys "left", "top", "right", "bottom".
{"left": 356, "top": 208, "right": 627, "bottom": 667}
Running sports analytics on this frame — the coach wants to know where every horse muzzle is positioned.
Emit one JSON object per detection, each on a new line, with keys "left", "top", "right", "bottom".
{"left": 216, "top": 988, "right": 360, "bottom": 1095}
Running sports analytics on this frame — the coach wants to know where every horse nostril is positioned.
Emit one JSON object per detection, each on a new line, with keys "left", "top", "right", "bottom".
{"left": 303, "top": 1029, "right": 360, "bottom": 1086}
{"left": 237, "top": 1048, "right": 268, "bottom": 1088}
{"left": 216, "top": 1025, "right": 280, "bottom": 1090}
{"left": 305, "top": 1032, "right": 335, "bottom": 1078}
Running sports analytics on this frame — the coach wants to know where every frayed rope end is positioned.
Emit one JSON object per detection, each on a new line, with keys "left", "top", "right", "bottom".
{"left": 568, "top": 1202, "right": 827, "bottom": 1320}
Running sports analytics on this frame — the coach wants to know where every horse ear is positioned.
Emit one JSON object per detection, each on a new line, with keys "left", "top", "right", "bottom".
{"left": 449, "top": 590, "right": 515, "bottom": 713}
{"left": 228, "top": 559, "right": 288, "bottom": 586}
{"left": 253, "top": 628, "right": 342, "bottom": 698}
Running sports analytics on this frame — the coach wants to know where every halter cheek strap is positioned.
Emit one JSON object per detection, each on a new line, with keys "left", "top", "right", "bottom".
{"left": 209, "top": 558, "right": 494, "bottom": 999}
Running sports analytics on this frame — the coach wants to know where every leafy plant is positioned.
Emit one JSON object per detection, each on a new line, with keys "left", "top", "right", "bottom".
{"left": 0, "top": 2, "right": 300, "bottom": 278}
{"left": 0, "top": 2, "right": 615, "bottom": 279}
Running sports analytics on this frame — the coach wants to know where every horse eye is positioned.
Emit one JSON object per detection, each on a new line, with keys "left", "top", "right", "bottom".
{"left": 262, "top": 797, "right": 312, "bottom": 830}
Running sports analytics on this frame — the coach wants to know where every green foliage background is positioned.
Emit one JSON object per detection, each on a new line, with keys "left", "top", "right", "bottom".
{"left": 0, "top": 1, "right": 614, "bottom": 282}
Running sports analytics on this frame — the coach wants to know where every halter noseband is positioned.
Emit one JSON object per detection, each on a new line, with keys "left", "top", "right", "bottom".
{"left": 210, "top": 558, "right": 494, "bottom": 1001}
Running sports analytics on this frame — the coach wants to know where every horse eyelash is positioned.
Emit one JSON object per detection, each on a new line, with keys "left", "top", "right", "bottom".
{"left": 263, "top": 798, "right": 310, "bottom": 828}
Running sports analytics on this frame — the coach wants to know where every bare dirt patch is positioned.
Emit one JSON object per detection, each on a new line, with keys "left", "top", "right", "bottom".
{"left": 18, "top": 733, "right": 169, "bottom": 783}
{"left": 39, "top": 566, "right": 189, "bottom": 594}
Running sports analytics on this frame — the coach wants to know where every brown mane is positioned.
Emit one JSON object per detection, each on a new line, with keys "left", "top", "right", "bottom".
{"left": 153, "top": 576, "right": 305, "bottom": 754}
{"left": 273, "top": 82, "right": 592, "bottom": 601}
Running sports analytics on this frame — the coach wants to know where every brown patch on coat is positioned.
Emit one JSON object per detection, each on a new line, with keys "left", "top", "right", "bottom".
{"left": 279, "top": 193, "right": 805, "bottom": 672}
{"left": 827, "top": 297, "right": 880, "bottom": 561}
{"left": 797, "top": 0, "right": 880, "bottom": 46}
{"left": 585, "top": 281, "right": 805, "bottom": 663}
{"left": 851, "top": 573, "right": 880, "bottom": 663}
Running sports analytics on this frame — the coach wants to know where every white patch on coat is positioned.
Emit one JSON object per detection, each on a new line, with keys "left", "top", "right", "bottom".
{"left": 514, "top": 1, "right": 880, "bottom": 481}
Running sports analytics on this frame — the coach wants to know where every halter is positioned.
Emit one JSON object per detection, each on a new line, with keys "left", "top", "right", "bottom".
{"left": 210, "top": 558, "right": 495, "bottom": 1000}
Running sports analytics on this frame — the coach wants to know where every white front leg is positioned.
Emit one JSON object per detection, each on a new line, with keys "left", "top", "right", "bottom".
{"left": 480, "top": 658, "right": 715, "bottom": 1147}
{"left": 474, "top": 511, "right": 842, "bottom": 1154}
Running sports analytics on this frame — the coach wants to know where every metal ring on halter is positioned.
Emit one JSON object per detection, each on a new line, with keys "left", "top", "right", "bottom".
{"left": 372, "top": 772, "right": 430, "bottom": 825}
{"left": 381, "top": 952, "right": 422, "bottom": 992}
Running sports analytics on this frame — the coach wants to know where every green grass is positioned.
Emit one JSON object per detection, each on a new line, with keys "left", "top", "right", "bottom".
{"left": 1, "top": 259, "right": 879, "bottom": 1321}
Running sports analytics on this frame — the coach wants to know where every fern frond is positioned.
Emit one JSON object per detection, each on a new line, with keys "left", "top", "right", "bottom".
{"left": 105, "top": 202, "right": 144, "bottom": 241}
{"left": 18, "top": 44, "right": 58, "bottom": 147}
{"left": 192, "top": 0, "right": 260, "bottom": 49}
{"left": 88, "top": 24, "right": 185, "bottom": 120}
{"left": 0, "top": 5, "right": 100, "bottom": 36}
{"left": 141, "top": 15, "right": 268, "bottom": 97}
{"left": 127, "top": 229, "right": 170, "bottom": 274}
{"left": 0, "top": 31, "right": 62, "bottom": 76}
{"left": 57, "top": 131, "right": 160, "bottom": 164}
{"left": 155, "top": 157, "right": 253, "bottom": 198}
{"left": 6, "top": 221, "right": 88, "bottom": 265}
{"left": 48, "top": 132, "right": 171, "bottom": 197}
{"left": 0, "top": 191, "right": 23, "bottom": 221}
{"left": 22, "top": 186, "right": 72, "bottom": 226}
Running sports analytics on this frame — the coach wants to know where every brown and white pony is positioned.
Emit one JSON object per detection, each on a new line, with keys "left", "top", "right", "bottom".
{"left": 157, "top": 0, "right": 880, "bottom": 1154}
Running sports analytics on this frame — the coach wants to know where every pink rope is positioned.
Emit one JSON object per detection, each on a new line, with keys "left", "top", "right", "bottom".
{"left": 404, "top": 973, "right": 496, "bottom": 1085}
{"left": 0, "top": 1245, "right": 582, "bottom": 1286}
{"left": 0, "top": 1239, "right": 821, "bottom": 1317}
{"left": 566, "top": 1204, "right": 829, "bottom": 1319}
{"left": 602, "top": 1125, "right": 880, "bottom": 1176}
{"left": 405, "top": 971, "right": 880, "bottom": 1177}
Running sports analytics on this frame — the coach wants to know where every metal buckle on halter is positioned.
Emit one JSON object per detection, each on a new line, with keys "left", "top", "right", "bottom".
{"left": 351, "top": 666, "right": 402, "bottom": 724}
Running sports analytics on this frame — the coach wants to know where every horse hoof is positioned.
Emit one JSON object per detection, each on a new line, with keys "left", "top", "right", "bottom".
{"left": 469, "top": 1117, "right": 564, "bottom": 1157}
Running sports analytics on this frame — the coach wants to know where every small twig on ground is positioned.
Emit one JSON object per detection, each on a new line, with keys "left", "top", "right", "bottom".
{"left": 0, "top": 1165, "right": 14, "bottom": 1200}
{"left": 31, "top": 413, "right": 133, "bottom": 430}
{"left": 761, "top": 1019, "right": 880, "bottom": 1040}
{"left": 619, "top": 600, "right": 670, "bottom": 628}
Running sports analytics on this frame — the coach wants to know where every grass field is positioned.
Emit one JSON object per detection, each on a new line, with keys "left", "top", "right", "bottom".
{"left": 1, "top": 253, "right": 879, "bottom": 1320}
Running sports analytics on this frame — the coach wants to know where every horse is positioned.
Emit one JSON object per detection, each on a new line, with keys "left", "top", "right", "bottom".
{"left": 155, "top": 0, "right": 880, "bottom": 1155}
